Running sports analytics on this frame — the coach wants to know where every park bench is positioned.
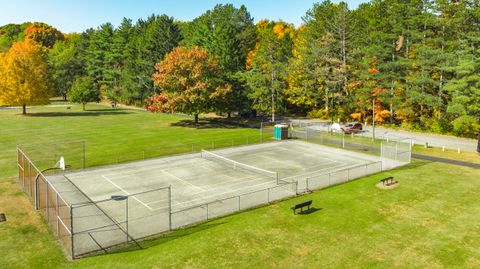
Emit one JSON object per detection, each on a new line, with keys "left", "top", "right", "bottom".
{"left": 291, "top": 200, "right": 312, "bottom": 214}
{"left": 380, "top": 176, "right": 397, "bottom": 186}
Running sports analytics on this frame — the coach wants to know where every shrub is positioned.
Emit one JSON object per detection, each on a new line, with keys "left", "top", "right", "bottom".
{"left": 307, "top": 109, "right": 330, "bottom": 120}
{"left": 452, "top": 116, "right": 480, "bottom": 138}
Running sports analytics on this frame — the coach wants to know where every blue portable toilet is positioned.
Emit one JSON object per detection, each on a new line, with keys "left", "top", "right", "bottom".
{"left": 274, "top": 124, "right": 288, "bottom": 140}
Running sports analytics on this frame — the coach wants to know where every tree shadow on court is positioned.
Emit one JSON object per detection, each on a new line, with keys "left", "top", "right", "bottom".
{"left": 25, "top": 110, "right": 132, "bottom": 117}
{"left": 108, "top": 221, "right": 227, "bottom": 255}
{"left": 297, "top": 207, "right": 322, "bottom": 215}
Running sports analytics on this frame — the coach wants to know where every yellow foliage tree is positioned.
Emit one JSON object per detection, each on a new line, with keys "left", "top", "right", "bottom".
{"left": 0, "top": 40, "right": 50, "bottom": 114}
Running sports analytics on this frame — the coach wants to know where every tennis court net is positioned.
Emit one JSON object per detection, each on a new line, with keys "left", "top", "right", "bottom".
{"left": 201, "top": 149, "right": 278, "bottom": 180}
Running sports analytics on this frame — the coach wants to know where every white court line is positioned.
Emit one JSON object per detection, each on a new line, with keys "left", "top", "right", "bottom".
{"left": 101, "top": 175, "right": 154, "bottom": 211}
{"left": 161, "top": 170, "right": 209, "bottom": 192}
{"left": 172, "top": 180, "right": 276, "bottom": 207}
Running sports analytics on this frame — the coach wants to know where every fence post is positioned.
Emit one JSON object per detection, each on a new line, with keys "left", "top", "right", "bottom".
{"left": 125, "top": 198, "right": 129, "bottom": 246}
{"left": 53, "top": 144, "right": 57, "bottom": 166}
{"left": 206, "top": 204, "right": 209, "bottom": 220}
{"left": 260, "top": 121, "right": 263, "bottom": 143}
{"left": 29, "top": 163, "right": 33, "bottom": 197}
{"left": 46, "top": 181, "right": 49, "bottom": 222}
{"left": 168, "top": 185, "right": 172, "bottom": 230}
{"left": 70, "top": 205, "right": 74, "bottom": 259}
{"left": 82, "top": 141, "right": 86, "bottom": 169}
{"left": 34, "top": 172, "right": 39, "bottom": 210}
{"left": 56, "top": 193, "right": 59, "bottom": 236}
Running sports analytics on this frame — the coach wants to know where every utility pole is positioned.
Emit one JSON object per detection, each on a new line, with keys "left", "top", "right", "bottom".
{"left": 372, "top": 99, "right": 376, "bottom": 142}
{"left": 271, "top": 88, "right": 275, "bottom": 123}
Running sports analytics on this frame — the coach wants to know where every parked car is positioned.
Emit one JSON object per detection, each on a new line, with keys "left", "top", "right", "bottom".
{"left": 341, "top": 122, "right": 363, "bottom": 134}
{"left": 330, "top": 122, "right": 342, "bottom": 132}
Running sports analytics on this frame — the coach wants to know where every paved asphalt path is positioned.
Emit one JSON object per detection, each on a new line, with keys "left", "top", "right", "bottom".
{"left": 363, "top": 126, "right": 478, "bottom": 153}
{"left": 289, "top": 118, "right": 478, "bottom": 153}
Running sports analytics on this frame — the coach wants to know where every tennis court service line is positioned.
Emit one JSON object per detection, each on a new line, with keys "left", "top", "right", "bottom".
{"left": 101, "top": 175, "right": 154, "bottom": 211}
{"left": 161, "top": 170, "right": 210, "bottom": 192}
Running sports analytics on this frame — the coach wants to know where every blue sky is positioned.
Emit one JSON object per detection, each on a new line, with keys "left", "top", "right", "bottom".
{"left": 0, "top": 0, "right": 366, "bottom": 33}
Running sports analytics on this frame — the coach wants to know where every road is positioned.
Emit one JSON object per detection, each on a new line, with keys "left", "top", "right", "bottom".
{"left": 363, "top": 126, "right": 478, "bottom": 152}
{"left": 289, "top": 119, "right": 478, "bottom": 153}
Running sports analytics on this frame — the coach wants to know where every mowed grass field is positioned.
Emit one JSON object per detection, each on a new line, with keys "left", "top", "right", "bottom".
{"left": 1, "top": 103, "right": 479, "bottom": 268}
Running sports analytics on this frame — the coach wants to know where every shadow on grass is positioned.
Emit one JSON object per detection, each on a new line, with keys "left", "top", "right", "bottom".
{"left": 108, "top": 221, "right": 227, "bottom": 255}
{"left": 170, "top": 119, "right": 243, "bottom": 129}
{"left": 402, "top": 159, "right": 432, "bottom": 170}
{"left": 25, "top": 110, "right": 132, "bottom": 117}
{"left": 297, "top": 207, "right": 322, "bottom": 215}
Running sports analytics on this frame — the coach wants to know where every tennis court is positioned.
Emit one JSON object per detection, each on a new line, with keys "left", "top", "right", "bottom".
{"left": 48, "top": 140, "right": 380, "bottom": 210}
{"left": 28, "top": 140, "right": 386, "bottom": 257}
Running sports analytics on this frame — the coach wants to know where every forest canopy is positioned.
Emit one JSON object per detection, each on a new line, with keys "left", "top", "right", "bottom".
{"left": 0, "top": 1, "right": 479, "bottom": 137}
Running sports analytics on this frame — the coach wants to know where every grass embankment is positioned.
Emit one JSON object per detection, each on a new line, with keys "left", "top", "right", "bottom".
{"left": 1, "top": 103, "right": 479, "bottom": 268}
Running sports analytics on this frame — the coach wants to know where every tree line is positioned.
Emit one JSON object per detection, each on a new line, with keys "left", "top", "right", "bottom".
{"left": 0, "top": 1, "right": 479, "bottom": 137}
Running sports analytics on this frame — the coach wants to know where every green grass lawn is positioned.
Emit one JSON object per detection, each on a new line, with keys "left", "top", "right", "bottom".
{"left": 0, "top": 103, "right": 266, "bottom": 176}
{"left": 1, "top": 103, "right": 480, "bottom": 268}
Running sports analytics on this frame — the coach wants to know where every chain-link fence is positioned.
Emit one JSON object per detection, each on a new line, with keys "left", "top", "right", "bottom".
{"left": 18, "top": 134, "right": 272, "bottom": 172}
{"left": 69, "top": 186, "right": 170, "bottom": 258}
{"left": 17, "top": 128, "right": 408, "bottom": 259}
{"left": 288, "top": 121, "right": 412, "bottom": 169}
{"left": 289, "top": 128, "right": 381, "bottom": 156}
{"left": 17, "top": 148, "right": 73, "bottom": 257}
{"left": 381, "top": 137, "right": 413, "bottom": 169}
{"left": 170, "top": 181, "right": 297, "bottom": 229}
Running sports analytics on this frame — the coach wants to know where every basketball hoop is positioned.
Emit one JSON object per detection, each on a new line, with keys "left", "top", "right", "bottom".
{"left": 55, "top": 157, "right": 66, "bottom": 170}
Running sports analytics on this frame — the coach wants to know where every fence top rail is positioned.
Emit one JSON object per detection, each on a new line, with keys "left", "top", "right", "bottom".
{"left": 57, "top": 216, "right": 72, "bottom": 235}
{"left": 37, "top": 176, "right": 71, "bottom": 209}
{"left": 281, "top": 160, "right": 383, "bottom": 182}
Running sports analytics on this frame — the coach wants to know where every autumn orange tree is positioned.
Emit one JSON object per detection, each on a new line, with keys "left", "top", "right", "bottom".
{"left": 24, "top": 22, "right": 64, "bottom": 49}
{"left": 0, "top": 39, "right": 50, "bottom": 114}
{"left": 148, "top": 46, "right": 231, "bottom": 123}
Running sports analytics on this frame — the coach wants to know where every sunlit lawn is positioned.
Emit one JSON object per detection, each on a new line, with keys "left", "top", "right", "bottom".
{"left": 1, "top": 103, "right": 479, "bottom": 268}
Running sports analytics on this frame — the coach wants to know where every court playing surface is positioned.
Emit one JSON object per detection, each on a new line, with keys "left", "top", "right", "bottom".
{"left": 48, "top": 140, "right": 380, "bottom": 211}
